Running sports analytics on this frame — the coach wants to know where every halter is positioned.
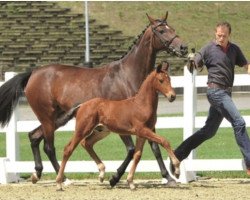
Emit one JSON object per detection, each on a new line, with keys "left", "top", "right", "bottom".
{"left": 151, "top": 21, "right": 179, "bottom": 54}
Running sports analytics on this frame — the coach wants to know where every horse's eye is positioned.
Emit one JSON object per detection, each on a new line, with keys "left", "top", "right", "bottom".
{"left": 159, "top": 30, "right": 165, "bottom": 34}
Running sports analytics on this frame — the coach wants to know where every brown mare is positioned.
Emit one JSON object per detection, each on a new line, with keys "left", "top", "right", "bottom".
{"left": 0, "top": 12, "right": 187, "bottom": 186}
{"left": 56, "top": 62, "right": 180, "bottom": 190}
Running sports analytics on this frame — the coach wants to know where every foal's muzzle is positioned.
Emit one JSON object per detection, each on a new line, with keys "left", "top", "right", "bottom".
{"left": 166, "top": 93, "right": 176, "bottom": 102}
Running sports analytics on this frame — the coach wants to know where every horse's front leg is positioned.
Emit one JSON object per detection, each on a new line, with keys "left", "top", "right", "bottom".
{"left": 109, "top": 135, "right": 135, "bottom": 187}
{"left": 127, "top": 137, "right": 146, "bottom": 190}
{"left": 148, "top": 140, "right": 176, "bottom": 186}
{"left": 80, "top": 125, "right": 110, "bottom": 182}
{"left": 28, "top": 126, "right": 44, "bottom": 184}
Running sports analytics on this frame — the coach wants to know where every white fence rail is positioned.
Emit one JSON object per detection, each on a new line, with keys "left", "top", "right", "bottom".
{"left": 1, "top": 68, "right": 250, "bottom": 184}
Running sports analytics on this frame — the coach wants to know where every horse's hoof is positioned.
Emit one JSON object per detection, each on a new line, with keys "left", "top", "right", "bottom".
{"left": 31, "top": 173, "right": 39, "bottom": 184}
{"left": 109, "top": 175, "right": 119, "bottom": 187}
{"left": 166, "top": 179, "right": 177, "bottom": 187}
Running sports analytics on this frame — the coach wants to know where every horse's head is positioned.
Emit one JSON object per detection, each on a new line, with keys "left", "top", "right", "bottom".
{"left": 147, "top": 12, "right": 188, "bottom": 57}
{"left": 154, "top": 62, "right": 176, "bottom": 102}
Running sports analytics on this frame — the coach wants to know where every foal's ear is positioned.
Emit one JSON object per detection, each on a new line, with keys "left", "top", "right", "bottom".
{"left": 146, "top": 13, "right": 155, "bottom": 25}
{"left": 162, "top": 11, "right": 168, "bottom": 21}
{"left": 161, "top": 61, "right": 170, "bottom": 72}
{"left": 156, "top": 63, "right": 162, "bottom": 73}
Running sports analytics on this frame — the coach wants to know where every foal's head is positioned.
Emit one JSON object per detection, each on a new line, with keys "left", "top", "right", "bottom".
{"left": 154, "top": 62, "right": 176, "bottom": 102}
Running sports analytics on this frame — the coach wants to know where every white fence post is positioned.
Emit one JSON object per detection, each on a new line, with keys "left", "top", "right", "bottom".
{"left": 178, "top": 66, "right": 197, "bottom": 183}
{"left": 5, "top": 72, "right": 20, "bottom": 183}
{"left": 1, "top": 71, "right": 250, "bottom": 184}
{"left": 0, "top": 158, "right": 11, "bottom": 184}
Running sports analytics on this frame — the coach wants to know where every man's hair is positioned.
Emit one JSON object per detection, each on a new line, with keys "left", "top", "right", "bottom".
{"left": 216, "top": 21, "right": 231, "bottom": 34}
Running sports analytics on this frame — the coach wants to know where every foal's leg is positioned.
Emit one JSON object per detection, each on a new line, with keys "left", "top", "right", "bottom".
{"left": 109, "top": 135, "right": 135, "bottom": 187}
{"left": 56, "top": 132, "right": 84, "bottom": 190}
{"left": 28, "top": 126, "right": 44, "bottom": 183}
{"left": 138, "top": 127, "right": 180, "bottom": 178}
{"left": 81, "top": 125, "right": 110, "bottom": 182}
{"left": 127, "top": 137, "right": 146, "bottom": 190}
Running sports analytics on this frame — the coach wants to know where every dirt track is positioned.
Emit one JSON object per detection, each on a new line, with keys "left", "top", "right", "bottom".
{"left": 0, "top": 178, "right": 250, "bottom": 200}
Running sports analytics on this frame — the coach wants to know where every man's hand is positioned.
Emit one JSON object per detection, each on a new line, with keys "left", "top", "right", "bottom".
{"left": 186, "top": 51, "right": 196, "bottom": 73}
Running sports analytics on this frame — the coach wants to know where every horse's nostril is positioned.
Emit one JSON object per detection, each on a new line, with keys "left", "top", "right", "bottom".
{"left": 170, "top": 95, "right": 176, "bottom": 102}
{"left": 180, "top": 44, "right": 188, "bottom": 55}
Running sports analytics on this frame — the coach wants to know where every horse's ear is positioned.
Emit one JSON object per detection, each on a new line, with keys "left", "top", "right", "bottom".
{"left": 146, "top": 13, "right": 155, "bottom": 25}
{"left": 156, "top": 63, "right": 162, "bottom": 73}
{"left": 162, "top": 11, "right": 168, "bottom": 21}
{"left": 161, "top": 61, "right": 170, "bottom": 72}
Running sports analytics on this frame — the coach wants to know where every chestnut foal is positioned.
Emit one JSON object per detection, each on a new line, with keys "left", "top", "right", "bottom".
{"left": 56, "top": 62, "right": 180, "bottom": 190}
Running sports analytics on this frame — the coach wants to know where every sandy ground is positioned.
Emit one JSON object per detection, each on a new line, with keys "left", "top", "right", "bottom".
{"left": 1, "top": 93, "right": 249, "bottom": 200}
{"left": 0, "top": 178, "right": 250, "bottom": 200}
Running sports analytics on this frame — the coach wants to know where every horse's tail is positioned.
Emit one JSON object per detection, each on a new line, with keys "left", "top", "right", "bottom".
{"left": 0, "top": 72, "right": 32, "bottom": 127}
{"left": 55, "top": 104, "right": 81, "bottom": 128}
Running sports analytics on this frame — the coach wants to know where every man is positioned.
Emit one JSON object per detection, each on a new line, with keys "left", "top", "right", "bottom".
{"left": 172, "top": 21, "right": 250, "bottom": 175}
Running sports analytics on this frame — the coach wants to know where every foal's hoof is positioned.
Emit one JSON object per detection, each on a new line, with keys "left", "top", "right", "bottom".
{"left": 127, "top": 181, "right": 136, "bottom": 190}
{"left": 167, "top": 158, "right": 180, "bottom": 180}
{"left": 98, "top": 171, "right": 105, "bottom": 183}
{"left": 56, "top": 183, "right": 64, "bottom": 191}
{"left": 31, "top": 172, "right": 39, "bottom": 184}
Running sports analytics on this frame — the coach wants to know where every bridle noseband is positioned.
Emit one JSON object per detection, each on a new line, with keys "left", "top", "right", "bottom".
{"left": 151, "top": 21, "right": 179, "bottom": 54}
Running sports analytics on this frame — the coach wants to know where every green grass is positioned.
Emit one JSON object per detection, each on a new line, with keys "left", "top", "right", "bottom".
{"left": 1, "top": 110, "right": 250, "bottom": 180}
{"left": 58, "top": 1, "right": 250, "bottom": 60}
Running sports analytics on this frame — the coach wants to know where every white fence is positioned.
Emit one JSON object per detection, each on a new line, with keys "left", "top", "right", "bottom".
{"left": 1, "top": 68, "right": 250, "bottom": 184}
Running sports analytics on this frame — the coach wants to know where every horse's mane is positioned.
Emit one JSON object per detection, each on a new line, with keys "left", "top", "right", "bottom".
{"left": 119, "top": 24, "right": 150, "bottom": 60}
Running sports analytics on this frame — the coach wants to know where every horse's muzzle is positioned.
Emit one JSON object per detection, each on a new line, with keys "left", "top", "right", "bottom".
{"left": 180, "top": 44, "right": 188, "bottom": 56}
{"left": 166, "top": 93, "right": 176, "bottom": 102}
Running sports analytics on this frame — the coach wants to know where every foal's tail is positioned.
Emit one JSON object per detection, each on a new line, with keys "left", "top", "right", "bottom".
{"left": 55, "top": 104, "right": 81, "bottom": 128}
{"left": 0, "top": 72, "right": 32, "bottom": 127}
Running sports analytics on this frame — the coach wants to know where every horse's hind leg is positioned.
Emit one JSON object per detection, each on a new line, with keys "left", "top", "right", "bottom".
{"left": 148, "top": 140, "right": 176, "bottom": 186}
{"left": 80, "top": 125, "right": 110, "bottom": 182}
{"left": 43, "top": 127, "right": 61, "bottom": 175}
{"left": 109, "top": 135, "right": 135, "bottom": 187}
{"left": 29, "top": 124, "right": 59, "bottom": 183}
{"left": 28, "top": 126, "right": 44, "bottom": 183}
{"left": 127, "top": 137, "right": 146, "bottom": 190}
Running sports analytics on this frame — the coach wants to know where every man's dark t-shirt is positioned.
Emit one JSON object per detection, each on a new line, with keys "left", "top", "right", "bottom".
{"left": 195, "top": 41, "right": 248, "bottom": 87}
